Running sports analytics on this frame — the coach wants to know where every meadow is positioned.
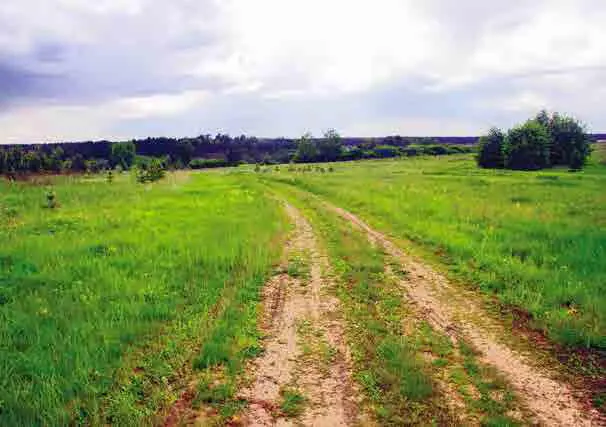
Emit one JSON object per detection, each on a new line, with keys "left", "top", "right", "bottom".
{"left": 263, "top": 147, "right": 606, "bottom": 349}
{"left": 0, "top": 172, "right": 285, "bottom": 425}
{"left": 1, "top": 146, "right": 604, "bottom": 425}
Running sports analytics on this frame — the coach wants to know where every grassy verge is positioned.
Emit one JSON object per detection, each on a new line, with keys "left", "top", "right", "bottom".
{"left": 0, "top": 171, "right": 285, "bottom": 425}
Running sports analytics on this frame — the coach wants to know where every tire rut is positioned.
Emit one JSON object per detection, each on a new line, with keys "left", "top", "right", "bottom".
{"left": 327, "top": 203, "right": 604, "bottom": 427}
{"left": 239, "top": 202, "right": 363, "bottom": 426}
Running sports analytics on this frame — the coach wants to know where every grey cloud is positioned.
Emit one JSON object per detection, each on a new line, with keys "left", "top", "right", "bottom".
{"left": 1, "top": 0, "right": 606, "bottom": 140}
{"left": 0, "top": 0, "right": 223, "bottom": 106}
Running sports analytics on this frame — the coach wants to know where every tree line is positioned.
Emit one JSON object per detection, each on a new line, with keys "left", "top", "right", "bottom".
{"left": 0, "top": 131, "right": 475, "bottom": 176}
{"left": 477, "top": 111, "right": 593, "bottom": 171}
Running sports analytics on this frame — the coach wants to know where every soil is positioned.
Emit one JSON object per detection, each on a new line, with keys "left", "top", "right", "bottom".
{"left": 239, "top": 203, "right": 364, "bottom": 426}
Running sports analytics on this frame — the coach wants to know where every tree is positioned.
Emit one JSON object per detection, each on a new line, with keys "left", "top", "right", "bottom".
{"left": 317, "top": 129, "right": 343, "bottom": 162}
{"left": 505, "top": 120, "right": 551, "bottom": 170}
{"left": 48, "top": 147, "right": 64, "bottom": 172}
{"left": 111, "top": 141, "right": 136, "bottom": 170}
{"left": 294, "top": 132, "right": 318, "bottom": 163}
{"left": 23, "top": 150, "right": 42, "bottom": 172}
{"left": 178, "top": 141, "right": 195, "bottom": 166}
{"left": 477, "top": 127, "right": 506, "bottom": 168}
{"left": 545, "top": 112, "right": 591, "bottom": 170}
{"left": 479, "top": 110, "right": 593, "bottom": 171}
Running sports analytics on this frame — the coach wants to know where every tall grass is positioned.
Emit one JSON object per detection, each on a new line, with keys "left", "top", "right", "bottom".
{"left": 0, "top": 171, "right": 284, "bottom": 425}
{"left": 263, "top": 151, "right": 606, "bottom": 349}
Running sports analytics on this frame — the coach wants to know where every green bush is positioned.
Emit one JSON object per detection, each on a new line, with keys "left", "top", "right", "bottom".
{"left": 505, "top": 120, "right": 551, "bottom": 170}
{"left": 373, "top": 145, "right": 401, "bottom": 158}
{"left": 480, "top": 111, "right": 591, "bottom": 171}
{"left": 189, "top": 158, "right": 231, "bottom": 169}
{"left": 110, "top": 141, "right": 136, "bottom": 170}
{"left": 544, "top": 112, "right": 592, "bottom": 170}
{"left": 136, "top": 157, "right": 166, "bottom": 183}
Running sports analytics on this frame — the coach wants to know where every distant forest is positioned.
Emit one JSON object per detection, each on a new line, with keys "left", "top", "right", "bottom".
{"left": 0, "top": 132, "right": 602, "bottom": 176}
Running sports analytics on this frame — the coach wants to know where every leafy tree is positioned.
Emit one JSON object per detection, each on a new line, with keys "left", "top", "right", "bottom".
{"left": 294, "top": 132, "right": 318, "bottom": 163}
{"left": 111, "top": 141, "right": 136, "bottom": 170}
{"left": 71, "top": 153, "right": 86, "bottom": 171}
{"left": 505, "top": 120, "right": 551, "bottom": 170}
{"left": 317, "top": 129, "right": 343, "bottom": 162}
{"left": 23, "top": 151, "right": 42, "bottom": 172}
{"left": 543, "top": 112, "right": 591, "bottom": 170}
{"left": 178, "top": 141, "right": 195, "bottom": 165}
{"left": 477, "top": 127, "right": 506, "bottom": 168}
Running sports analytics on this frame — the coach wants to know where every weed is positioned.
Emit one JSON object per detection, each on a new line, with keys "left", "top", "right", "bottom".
{"left": 279, "top": 388, "right": 306, "bottom": 417}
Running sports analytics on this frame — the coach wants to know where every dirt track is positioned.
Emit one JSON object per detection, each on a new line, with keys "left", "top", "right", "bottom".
{"left": 328, "top": 202, "right": 604, "bottom": 427}
{"left": 239, "top": 202, "right": 362, "bottom": 426}
{"left": 168, "top": 194, "right": 604, "bottom": 426}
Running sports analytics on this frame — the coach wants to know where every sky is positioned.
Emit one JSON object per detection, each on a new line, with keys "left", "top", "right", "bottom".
{"left": 1, "top": 0, "right": 606, "bottom": 143}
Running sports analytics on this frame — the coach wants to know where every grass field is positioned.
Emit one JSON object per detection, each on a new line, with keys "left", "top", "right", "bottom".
{"left": 262, "top": 148, "right": 606, "bottom": 349}
{"left": 1, "top": 146, "right": 604, "bottom": 425}
{"left": 0, "top": 172, "right": 285, "bottom": 425}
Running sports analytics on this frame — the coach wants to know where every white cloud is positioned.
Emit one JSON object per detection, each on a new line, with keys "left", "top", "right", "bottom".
{"left": 191, "top": 0, "right": 442, "bottom": 94}
{"left": 0, "top": 90, "right": 209, "bottom": 143}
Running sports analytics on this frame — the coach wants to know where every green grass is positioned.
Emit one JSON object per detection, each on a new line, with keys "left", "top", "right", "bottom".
{"left": 265, "top": 182, "right": 454, "bottom": 425}
{"left": 262, "top": 150, "right": 606, "bottom": 349}
{"left": 279, "top": 387, "right": 306, "bottom": 417}
{"left": 0, "top": 171, "right": 285, "bottom": 425}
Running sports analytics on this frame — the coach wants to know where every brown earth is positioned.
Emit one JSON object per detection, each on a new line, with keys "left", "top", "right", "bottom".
{"left": 238, "top": 202, "right": 364, "bottom": 426}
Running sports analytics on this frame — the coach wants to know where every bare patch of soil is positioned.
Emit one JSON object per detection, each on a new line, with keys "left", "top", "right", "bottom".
{"left": 329, "top": 204, "right": 605, "bottom": 427}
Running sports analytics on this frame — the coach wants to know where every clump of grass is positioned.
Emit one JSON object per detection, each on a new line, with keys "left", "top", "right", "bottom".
{"left": 45, "top": 188, "right": 58, "bottom": 208}
{"left": 279, "top": 387, "right": 306, "bottom": 417}
{"left": 286, "top": 252, "right": 311, "bottom": 279}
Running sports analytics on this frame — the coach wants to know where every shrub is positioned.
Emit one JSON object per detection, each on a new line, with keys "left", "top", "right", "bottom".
{"left": 401, "top": 147, "right": 419, "bottom": 157}
{"left": 544, "top": 112, "right": 592, "bottom": 170}
{"left": 85, "top": 159, "right": 110, "bottom": 173}
{"left": 505, "top": 120, "right": 551, "bottom": 170}
{"left": 480, "top": 111, "right": 591, "bottom": 171}
{"left": 110, "top": 141, "right": 136, "bottom": 170}
{"left": 373, "top": 145, "right": 400, "bottom": 158}
{"left": 422, "top": 145, "right": 449, "bottom": 156}
{"left": 317, "top": 129, "right": 343, "bottom": 162}
{"left": 293, "top": 132, "right": 318, "bottom": 163}
{"left": 477, "top": 127, "right": 506, "bottom": 168}
{"left": 45, "top": 189, "right": 58, "bottom": 209}
{"left": 136, "top": 158, "right": 166, "bottom": 183}
{"left": 189, "top": 158, "right": 230, "bottom": 169}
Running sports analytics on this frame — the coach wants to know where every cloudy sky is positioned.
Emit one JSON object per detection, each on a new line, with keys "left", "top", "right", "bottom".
{"left": 1, "top": 0, "right": 605, "bottom": 143}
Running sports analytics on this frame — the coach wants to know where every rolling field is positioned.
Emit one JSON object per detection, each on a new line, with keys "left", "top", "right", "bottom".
{"left": 1, "top": 147, "right": 605, "bottom": 426}
{"left": 0, "top": 173, "right": 285, "bottom": 425}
